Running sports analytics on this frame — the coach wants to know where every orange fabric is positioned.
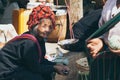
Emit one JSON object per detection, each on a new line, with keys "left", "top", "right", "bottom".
{"left": 27, "top": 5, "right": 55, "bottom": 30}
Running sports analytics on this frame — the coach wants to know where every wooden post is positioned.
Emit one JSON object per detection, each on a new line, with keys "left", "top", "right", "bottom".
{"left": 65, "top": 0, "right": 83, "bottom": 38}
{"left": 66, "top": 0, "right": 83, "bottom": 24}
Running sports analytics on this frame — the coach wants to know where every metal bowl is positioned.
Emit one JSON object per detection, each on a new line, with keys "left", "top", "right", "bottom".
{"left": 57, "top": 39, "right": 79, "bottom": 47}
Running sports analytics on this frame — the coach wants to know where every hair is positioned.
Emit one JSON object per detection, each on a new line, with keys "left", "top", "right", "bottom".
{"left": 32, "top": 25, "right": 39, "bottom": 36}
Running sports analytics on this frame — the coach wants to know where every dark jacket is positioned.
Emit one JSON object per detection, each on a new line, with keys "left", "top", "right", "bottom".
{"left": 0, "top": 31, "right": 56, "bottom": 80}
{"left": 65, "top": 9, "right": 102, "bottom": 51}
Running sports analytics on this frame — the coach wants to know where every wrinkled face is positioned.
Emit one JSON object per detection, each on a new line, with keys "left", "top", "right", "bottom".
{"left": 37, "top": 18, "right": 53, "bottom": 38}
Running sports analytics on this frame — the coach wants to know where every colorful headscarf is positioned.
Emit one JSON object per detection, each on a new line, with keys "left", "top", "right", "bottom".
{"left": 27, "top": 5, "right": 55, "bottom": 30}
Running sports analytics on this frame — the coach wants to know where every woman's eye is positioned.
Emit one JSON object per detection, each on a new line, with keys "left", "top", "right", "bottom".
{"left": 49, "top": 26, "right": 53, "bottom": 30}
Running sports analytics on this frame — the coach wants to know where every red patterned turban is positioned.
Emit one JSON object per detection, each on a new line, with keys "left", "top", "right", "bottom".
{"left": 27, "top": 5, "right": 55, "bottom": 30}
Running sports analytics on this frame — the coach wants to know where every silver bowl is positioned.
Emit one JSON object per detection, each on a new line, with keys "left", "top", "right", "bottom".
{"left": 57, "top": 39, "right": 79, "bottom": 47}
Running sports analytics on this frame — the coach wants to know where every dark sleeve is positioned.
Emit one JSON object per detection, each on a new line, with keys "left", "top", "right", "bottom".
{"left": 42, "top": 59, "right": 56, "bottom": 65}
{"left": 73, "top": 9, "right": 102, "bottom": 39}
{"left": 63, "top": 39, "right": 85, "bottom": 52}
{"left": 64, "top": 9, "right": 102, "bottom": 52}
{"left": 21, "top": 39, "right": 56, "bottom": 75}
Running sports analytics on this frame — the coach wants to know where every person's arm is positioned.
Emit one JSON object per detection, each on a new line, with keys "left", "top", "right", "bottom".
{"left": 22, "top": 39, "right": 70, "bottom": 75}
{"left": 22, "top": 39, "right": 55, "bottom": 75}
{"left": 42, "top": 58, "right": 56, "bottom": 65}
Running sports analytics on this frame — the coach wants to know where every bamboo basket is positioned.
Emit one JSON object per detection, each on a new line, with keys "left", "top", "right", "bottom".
{"left": 47, "top": 14, "right": 67, "bottom": 43}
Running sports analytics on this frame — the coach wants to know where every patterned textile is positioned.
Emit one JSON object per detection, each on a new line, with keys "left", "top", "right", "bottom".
{"left": 27, "top": 5, "right": 55, "bottom": 30}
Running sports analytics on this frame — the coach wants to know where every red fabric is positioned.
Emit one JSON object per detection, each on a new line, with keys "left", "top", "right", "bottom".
{"left": 27, "top": 5, "right": 55, "bottom": 30}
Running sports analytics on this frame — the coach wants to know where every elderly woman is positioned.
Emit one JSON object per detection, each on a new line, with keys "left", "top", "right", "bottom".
{"left": 0, "top": 5, "right": 70, "bottom": 80}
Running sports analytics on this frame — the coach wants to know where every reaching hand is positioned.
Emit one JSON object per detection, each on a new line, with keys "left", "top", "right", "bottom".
{"left": 87, "top": 38, "right": 103, "bottom": 58}
{"left": 54, "top": 64, "right": 70, "bottom": 76}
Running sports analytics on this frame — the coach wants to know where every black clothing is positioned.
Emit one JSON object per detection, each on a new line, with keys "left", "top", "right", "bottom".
{"left": 0, "top": 31, "right": 56, "bottom": 80}
{"left": 89, "top": 49, "right": 120, "bottom": 80}
{"left": 65, "top": 9, "right": 102, "bottom": 51}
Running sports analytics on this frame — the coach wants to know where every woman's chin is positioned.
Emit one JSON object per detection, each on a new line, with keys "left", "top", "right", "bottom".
{"left": 39, "top": 34, "right": 47, "bottom": 38}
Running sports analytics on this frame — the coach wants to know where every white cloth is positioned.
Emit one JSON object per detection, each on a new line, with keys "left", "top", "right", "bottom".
{"left": 0, "top": 2, "right": 19, "bottom": 24}
{"left": 99, "top": 0, "right": 120, "bottom": 45}
{"left": 0, "top": 24, "right": 18, "bottom": 43}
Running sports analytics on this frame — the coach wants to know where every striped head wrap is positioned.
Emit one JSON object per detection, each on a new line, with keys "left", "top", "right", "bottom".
{"left": 27, "top": 5, "right": 55, "bottom": 30}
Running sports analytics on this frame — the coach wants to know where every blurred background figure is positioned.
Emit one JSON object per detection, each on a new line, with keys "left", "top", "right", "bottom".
{"left": 0, "top": 0, "right": 8, "bottom": 19}
{"left": 0, "top": 0, "right": 29, "bottom": 24}
{"left": 61, "top": 0, "right": 107, "bottom": 52}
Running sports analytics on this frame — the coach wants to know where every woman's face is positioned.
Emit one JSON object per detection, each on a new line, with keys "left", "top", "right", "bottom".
{"left": 37, "top": 18, "right": 53, "bottom": 38}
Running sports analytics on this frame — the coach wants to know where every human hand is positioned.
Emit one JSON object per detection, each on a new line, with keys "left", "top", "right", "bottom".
{"left": 87, "top": 38, "right": 103, "bottom": 58}
{"left": 54, "top": 64, "right": 70, "bottom": 75}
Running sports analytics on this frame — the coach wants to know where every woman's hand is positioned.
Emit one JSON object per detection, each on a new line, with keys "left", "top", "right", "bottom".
{"left": 54, "top": 64, "right": 70, "bottom": 76}
{"left": 87, "top": 38, "right": 103, "bottom": 58}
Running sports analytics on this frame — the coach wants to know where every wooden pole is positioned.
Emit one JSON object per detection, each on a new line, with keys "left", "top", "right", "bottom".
{"left": 65, "top": 0, "right": 83, "bottom": 38}
{"left": 66, "top": 0, "right": 83, "bottom": 24}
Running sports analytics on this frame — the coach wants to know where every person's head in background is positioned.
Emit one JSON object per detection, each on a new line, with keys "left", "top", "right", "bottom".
{"left": 9, "top": 0, "right": 29, "bottom": 9}
{"left": 83, "top": 0, "right": 106, "bottom": 16}
{"left": 93, "top": 0, "right": 107, "bottom": 9}
{"left": 27, "top": 5, "right": 55, "bottom": 38}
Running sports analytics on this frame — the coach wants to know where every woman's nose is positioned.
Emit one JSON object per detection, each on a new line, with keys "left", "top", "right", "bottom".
{"left": 45, "top": 27, "right": 50, "bottom": 32}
